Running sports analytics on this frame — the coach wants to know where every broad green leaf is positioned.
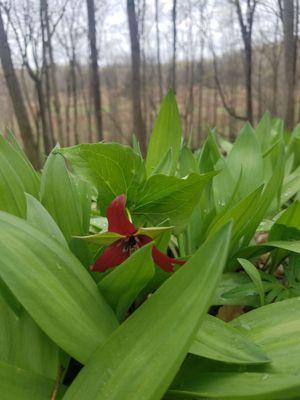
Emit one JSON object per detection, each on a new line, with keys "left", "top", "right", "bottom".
{"left": 0, "top": 360, "right": 65, "bottom": 400}
{"left": 269, "top": 201, "right": 300, "bottom": 241}
{"left": 60, "top": 143, "right": 145, "bottom": 212}
{"left": 221, "top": 282, "right": 274, "bottom": 307}
{"left": 133, "top": 172, "right": 216, "bottom": 227}
{"left": 74, "top": 175, "right": 93, "bottom": 234}
{"left": 6, "top": 129, "right": 42, "bottom": 172}
{"left": 136, "top": 226, "right": 173, "bottom": 239}
{"left": 214, "top": 123, "right": 264, "bottom": 208}
{"left": 76, "top": 231, "right": 124, "bottom": 246}
{"left": 178, "top": 146, "right": 198, "bottom": 177}
{"left": 26, "top": 194, "right": 67, "bottom": 247}
{"left": 0, "top": 212, "right": 118, "bottom": 364}
{"left": 78, "top": 226, "right": 173, "bottom": 247}
{"left": 268, "top": 201, "right": 300, "bottom": 267}
{"left": 213, "top": 273, "right": 259, "bottom": 307}
{"left": 231, "top": 297, "right": 300, "bottom": 373}
{"left": 0, "top": 296, "right": 59, "bottom": 380}
{"left": 151, "top": 148, "right": 173, "bottom": 176}
{"left": 0, "top": 144, "right": 26, "bottom": 218}
{"left": 0, "top": 279, "right": 22, "bottom": 316}
{"left": 190, "top": 314, "right": 269, "bottom": 364}
{"left": 208, "top": 186, "right": 263, "bottom": 251}
{"left": 169, "top": 298, "right": 300, "bottom": 399}
{"left": 235, "top": 240, "right": 300, "bottom": 262}
{"left": 281, "top": 173, "right": 300, "bottom": 204}
{"left": 213, "top": 158, "right": 238, "bottom": 210}
{"left": 241, "top": 141, "right": 284, "bottom": 246}
{"left": 98, "top": 244, "right": 155, "bottom": 321}
{"left": 255, "top": 111, "right": 272, "bottom": 152}
{"left": 238, "top": 259, "right": 264, "bottom": 306}
{"left": 41, "top": 151, "right": 90, "bottom": 242}
{"left": 132, "top": 134, "right": 142, "bottom": 157}
{"left": 219, "top": 136, "right": 233, "bottom": 154}
{"left": 146, "top": 89, "right": 182, "bottom": 176}
{"left": 0, "top": 135, "right": 40, "bottom": 197}
{"left": 62, "top": 223, "right": 232, "bottom": 400}
{"left": 6, "top": 129, "right": 33, "bottom": 163}
{"left": 287, "top": 123, "right": 300, "bottom": 168}
{"left": 198, "top": 130, "right": 221, "bottom": 173}
{"left": 168, "top": 362, "right": 300, "bottom": 400}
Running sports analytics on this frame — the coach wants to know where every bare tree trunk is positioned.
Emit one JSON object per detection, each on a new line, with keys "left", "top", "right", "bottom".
{"left": 197, "top": 11, "right": 205, "bottom": 144}
{"left": 70, "top": 50, "right": 79, "bottom": 143}
{"left": 140, "top": 0, "right": 148, "bottom": 132}
{"left": 213, "top": 88, "right": 218, "bottom": 126}
{"left": 76, "top": 63, "right": 93, "bottom": 142}
{"left": 282, "top": 0, "right": 297, "bottom": 130}
{"left": 155, "top": 0, "right": 163, "bottom": 101}
{"left": 40, "top": 0, "right": 55, "bottom": 144}
{"left": 41, "top": 0, "right": 64, "bottom": 144}
{"left": 65, "top": 70, "right": 71, "bottom": 146}
{"left": 20, "top": 67, "right": 39, "bottom": 136}
{"left": 127, "top": 0, "right": 147, "bottom": 154}
{"left": 188, "top": 60, "right": 195, "bottom": 135}
{"left": 197, "top": 79, "right": 204, "bottom": 143}
{"left": 257, "top": 54, "right": 263, "bottom": 121}
{"left": 86, "top": 0, "right": 103, "bottom": 141}
{"left": 36, "top": 79, "right": 54, "bottom": 153}
{"left": 233, "top": 0, "right": 257, "bottom": 124}
{"left": 170, "top": 0, "right": 177, "bottom": 92}
{"left": 0, "top": 10, "right": 40, "bottom": 167}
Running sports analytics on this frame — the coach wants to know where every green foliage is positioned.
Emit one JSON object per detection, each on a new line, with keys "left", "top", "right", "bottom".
{"left": 60, "top": 142, "right": 145, "bottom": 213}
{"left": 146, "top": 89, "right": 182, "bottom": 176}
{"left": 98, "top": 244, "right": 155, "bottom": 321}
{"left": 190, "top": 314, "right": 269, "bottom": 365}
{"left": 62, "top": 223, "right": 231, "bottom": 400}
{"left": 2, "top": 93, "right": 300, "bottom": 399}
{"left": 0, "top": 212, "right": 118, "bottom": 364}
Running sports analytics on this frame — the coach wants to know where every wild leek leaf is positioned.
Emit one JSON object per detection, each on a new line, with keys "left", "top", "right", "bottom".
{"left": 146, "top": 89, "right": 182, "bottom": 176}
{"left": 0, "top": 211, "right": 118, "bottom": 364}
{"left": 98, "top": 244, "right": 155, "bottom": 321}
{"left": 63, "top": 223, "right": 232, "bottom": 400}
{"left": 190, "top": 314, "right": 269, "bottom": 364}
{"left": 238, "top": 258, "right": 265, "bottom": 306}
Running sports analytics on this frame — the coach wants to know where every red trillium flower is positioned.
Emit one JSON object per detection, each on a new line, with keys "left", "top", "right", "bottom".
{"left": 90, "top": 194, "right": 185, "bottom": 273}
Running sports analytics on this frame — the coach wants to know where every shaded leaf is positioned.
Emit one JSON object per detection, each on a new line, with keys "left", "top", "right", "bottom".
{"left": 98, "top": 244, "right": 155, "bottom": 321}
{"left": 0, "top": 212, "right": 118, "bottom": 364}
{"left": 63, "top": 223, "right": 232, "bottom": 400}
{"left": 146, "top": 90, "right": 182, "bottom": 176}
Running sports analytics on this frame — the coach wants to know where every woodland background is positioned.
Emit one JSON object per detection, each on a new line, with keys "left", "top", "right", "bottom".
{"left": 0, "top": 0, "right": 298, "bottom": 166}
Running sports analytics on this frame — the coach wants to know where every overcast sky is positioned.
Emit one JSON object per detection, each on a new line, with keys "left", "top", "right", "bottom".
{"left": 5, "top": 0, "right": 281, "bottom": 67}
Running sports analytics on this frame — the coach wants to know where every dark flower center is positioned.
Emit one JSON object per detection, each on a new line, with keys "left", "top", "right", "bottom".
{"left": 123, "top": 235, "right": 140, "bottom": 254}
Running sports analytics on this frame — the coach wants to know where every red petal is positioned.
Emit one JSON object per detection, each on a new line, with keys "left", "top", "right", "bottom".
{"left": 107, "top": 194, "right": 137, "bottom": 236}
{"left": 152, "top": 246, "right": 185, "bottom": 272}
{"left": 91, "top": 239, "right": 129, "bottom": 272}
{"left": 135, "top": 234, "right": 153, "bottom": 247}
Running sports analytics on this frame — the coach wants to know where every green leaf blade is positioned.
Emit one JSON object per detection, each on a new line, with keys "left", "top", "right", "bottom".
{"left": 0, "top": 212, "right": 118, "bottom": 364}
{"left": 63, "top": 223, "right": 232, "bottom": 400}
{"left": 146, "top": 90, "right": 182, "bottom": 176}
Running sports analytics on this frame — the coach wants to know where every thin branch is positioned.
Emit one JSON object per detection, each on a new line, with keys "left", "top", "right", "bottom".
{"left": 208, "top": 37, "right": 247, "bottom": 121}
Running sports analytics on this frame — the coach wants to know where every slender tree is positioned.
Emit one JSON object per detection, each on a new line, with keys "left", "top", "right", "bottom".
{"left": 232, "top": 0, "right": 257, "bottom": 124}
{"left": 5, "top": 0, "right": 55, "bottom": 153}
{"left": 86, "top": 0, "right": 103, "bottom": 140}
{"left": 0, "top": 8, "right": 40, "bottom": 167}
{"left": 280, "top": 0, "right": 298, "bottom": 130}
{"left": 127, "top": 0, "right": 147, "bottom": 154}
{"left": 155, "top": 0, "right": 163, "bottom": 101}
{"left": 170, "top": 0, "right": 177, "bottom": 92}
{"left": 40, "top": 0, "right": 64, "bottom": 145}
